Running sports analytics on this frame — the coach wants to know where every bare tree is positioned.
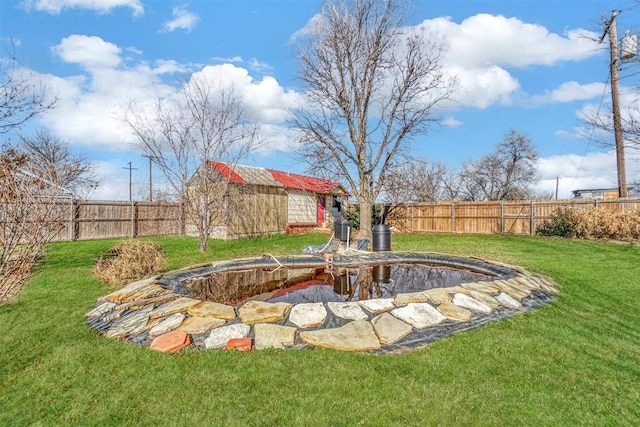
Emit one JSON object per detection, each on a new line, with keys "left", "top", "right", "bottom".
{"left": 124, "top": 75, "right": 259, "bottom": 252}
{"left": 1, "top": 40, "right": 57, "bottom": 135}
{"left": 14, "top": 130, "right": 98, "bottom": 197}
{"left": 292, "top": 0, "right": 454, "bottom": 240}
{"left": 382, "top": 158, "right": 458, "bottom": 203}
{"left": 459, "top": 130, "right": 539, "bottom": 201}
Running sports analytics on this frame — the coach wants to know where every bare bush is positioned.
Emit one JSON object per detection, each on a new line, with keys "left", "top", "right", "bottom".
{"left": 1, "top": 41, "right": 60, "bottom": 303}
{"left": 94, "top": 240, "right": 166, "bottom": 287}
{"left": 537, "top": 207, "right": 640, "bottom": 241}
{"left": 0, "top": 150, "right": 69, "bottom": 302}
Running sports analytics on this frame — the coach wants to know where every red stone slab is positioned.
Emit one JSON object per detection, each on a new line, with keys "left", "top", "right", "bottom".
{"left": 150, "top": 330, "right": 191, "bottom": 353}
{"left": 225, "top": 337, "right": 252, "bottom": 352}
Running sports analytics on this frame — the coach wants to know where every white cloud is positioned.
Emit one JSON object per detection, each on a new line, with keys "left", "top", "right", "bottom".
{"left": 52, "top": 35, "right": 122, "bottom": 70}
{"left": 254, "top": 124, "right": 302, "bottom": 154}
{"left": 554, "top": 129, "right": 576, "bottom": 139}
{"left": 425, "top": 14, "right": 599, "bottom": 68}
{"left": 244, "top": 76, "right": 302, "bottom": 123}
{"left": 445, "top": 64, "right": 520, "bottom": 109}
{"left": 412, "top": 14, "right": 602, "bottom": 110}
{"left": 534, "top": 150, "right": 640, "bottom": 198}
{"left": 290, "top": 12, "right": 602, "bottom": 112}
{"left": 568, "top": 83, "right": 640, "bottom": 141}
{"left": 20, "top": 0, "right": 143, "bottom": 15}
{"left": 33, "top": 37, "right": 302, "bottom": 153}
{"left": 126, "top": 46, "right": 143, "bottom": 55}
{"left": 90, "top": 160, "right": 130, "bottom": 200}
{"left": 442, "top": 116, "right": 463, "bottom": 127}
{"left": 189, "top": 65, "right": 302, "bottom": 123}
{"left": 89, "top": 156, "right": 179, "bottom": 201}
{"left": 532, "top": 81, "right": 605, "bottom": 104}
{"left": 289, "top": 13, "right": 326, "bottom": 43}
{"left": 249, "top": 58, "right": 274, "bottom": 73}
{"left": 212, "top": 56, "right": 243, "bottom": 63}
{"left": 161, "top": 6, "right": 200, "bottom": 33}
{"left": 152, "top": 59, "right": 191, "bottom": 75}
{"left": 41, "top": 38, "right": 179, "bottom": 147}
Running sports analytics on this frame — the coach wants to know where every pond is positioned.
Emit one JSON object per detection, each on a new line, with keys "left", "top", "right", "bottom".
{"left": 89, "top": 251, "right": 560, "bottom": 353}
{"left": 158, "top": 253, "right": 508, "bottom": 307}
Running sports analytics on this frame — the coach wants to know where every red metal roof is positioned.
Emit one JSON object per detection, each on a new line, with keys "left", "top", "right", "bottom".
{"left": 207, "top": 161, "right": 345, "bottom": 194}
{"left": 207, "top": 161, "right": 246, "bottom": 184}
{"left": 267, "top": 169, "right": 343, "bottom": 194}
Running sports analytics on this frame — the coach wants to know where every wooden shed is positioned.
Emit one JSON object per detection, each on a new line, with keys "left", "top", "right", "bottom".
{"left": 191, "top": 162, "right": 346, "bottom": 239}
{"left": 267, "top": 168, "right": 348, "bottom": 232}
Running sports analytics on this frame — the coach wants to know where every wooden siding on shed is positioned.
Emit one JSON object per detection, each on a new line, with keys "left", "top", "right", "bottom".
{"left": 225, "top": 185, "right": 288, "bottom": 238}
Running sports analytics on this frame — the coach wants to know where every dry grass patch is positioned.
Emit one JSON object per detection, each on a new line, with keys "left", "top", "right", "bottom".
{"left": 94, "top": 239, "right": 166, "bottom": 287}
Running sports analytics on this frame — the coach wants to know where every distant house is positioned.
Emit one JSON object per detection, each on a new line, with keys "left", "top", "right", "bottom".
{"left": 189, "top": 162, "right": 347, "bottom": 239}
{"left": 572, "top": 187, "right": 637, "bottom": 200}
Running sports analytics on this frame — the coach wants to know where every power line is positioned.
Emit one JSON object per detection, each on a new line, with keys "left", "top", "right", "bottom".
{"left": 566, "top": 73, "right": 609, "bottom": 194}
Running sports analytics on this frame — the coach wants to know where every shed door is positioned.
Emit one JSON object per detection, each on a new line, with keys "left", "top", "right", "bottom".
{"left": 316, "top": 195, "right": 326, "bottom": 225}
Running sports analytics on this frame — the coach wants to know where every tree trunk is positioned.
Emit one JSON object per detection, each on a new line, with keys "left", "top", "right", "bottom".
{"left": 199, "top": 235, "right": 208, "bottom": 252}
{"left": 198, "top": 201, "right": 210, "bottom": 253}
{"left": 358, "top": 200, "right": 373, "bottom": 242}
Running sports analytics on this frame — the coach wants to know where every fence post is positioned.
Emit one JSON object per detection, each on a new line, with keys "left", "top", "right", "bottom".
{"left": 71, "top": 199, "right": 81, "bottom": 241}
{"left": 68, "top": 197, "right": 74, "bottom": 241}
{"left": 130, "top": 201, "right": 136, "bottom": 239}
{"left": 451, "top": 201, "right": 455, "bottom": 233}
{"left": 410, "top": 204, "right": 414, "bottom": 233}
{"left": 530, "top": 200, "right": 535, "bottom": 236}
{"left": 500, "top": 201, "right": 504, "bottom": 235}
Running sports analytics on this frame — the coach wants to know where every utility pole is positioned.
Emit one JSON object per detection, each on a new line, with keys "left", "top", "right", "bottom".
{"left": 142, "top": 154, "right": 156, "bottom": 201}
{"left": 602, "top": 10, "right": 628, "bottom": 198}
{"left": 123, "top": 162, "right": 138, "bottom": 202}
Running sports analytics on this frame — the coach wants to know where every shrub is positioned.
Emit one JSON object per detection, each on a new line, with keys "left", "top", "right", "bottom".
{"left": 535, "top": 207, "right": 579, "bottom": 238}
{"left": 343, "top": 204, "right": 384, "bottom": 230}
{"left": 537, "top": 207, "right": 640, "bottom": 241}
{"left": 94, "top": 239, "right": 166, "bottom": 287}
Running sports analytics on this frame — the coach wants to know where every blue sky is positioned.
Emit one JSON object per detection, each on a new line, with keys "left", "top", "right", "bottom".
{"left": 2, "top": 0, "right": 640, "bottom": 200}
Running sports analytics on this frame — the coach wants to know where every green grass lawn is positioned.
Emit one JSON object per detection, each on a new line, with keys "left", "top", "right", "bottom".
{"left": 1, "top": 233, "right": 638, "bottom": 426}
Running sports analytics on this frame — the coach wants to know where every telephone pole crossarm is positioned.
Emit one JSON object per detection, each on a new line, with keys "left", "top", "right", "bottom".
{"left": 123, "top": 162, "right": 139, "bottom": 202}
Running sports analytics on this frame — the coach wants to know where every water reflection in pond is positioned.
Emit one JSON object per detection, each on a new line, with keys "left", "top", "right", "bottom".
{"left": 184, "top": 263, "right": 493, "bottom": 306}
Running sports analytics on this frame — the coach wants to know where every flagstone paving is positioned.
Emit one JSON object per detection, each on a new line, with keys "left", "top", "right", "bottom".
{"left": 86, "top": 252, "right": 559, "bottom": 354}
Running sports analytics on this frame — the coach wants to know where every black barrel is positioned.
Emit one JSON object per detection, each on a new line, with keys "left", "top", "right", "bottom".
{"left": 373, "top": 264, "right": 391, "bottom": 283}
{"left": 334, "top": 220, "right": 343, "bottom": 240}
{"left": 372, "top": 224, "right": 391, "bottom": 251}
{"left": 339, "top": 221, "right": 352, "bottom": 242}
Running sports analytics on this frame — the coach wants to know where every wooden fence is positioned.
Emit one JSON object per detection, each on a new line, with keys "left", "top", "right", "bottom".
{"left": 8, "top": 198, "right": 640, "bottom": 243}
{"left": 386, "top": 199, "right": 640, "bottom": 235}
{"left": 52, "top": 200, "right": 183, "bottom": 242}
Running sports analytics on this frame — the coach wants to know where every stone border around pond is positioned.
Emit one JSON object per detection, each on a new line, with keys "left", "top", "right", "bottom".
{"left": 86, "top": 252, "right": 559, "bottom": 354}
